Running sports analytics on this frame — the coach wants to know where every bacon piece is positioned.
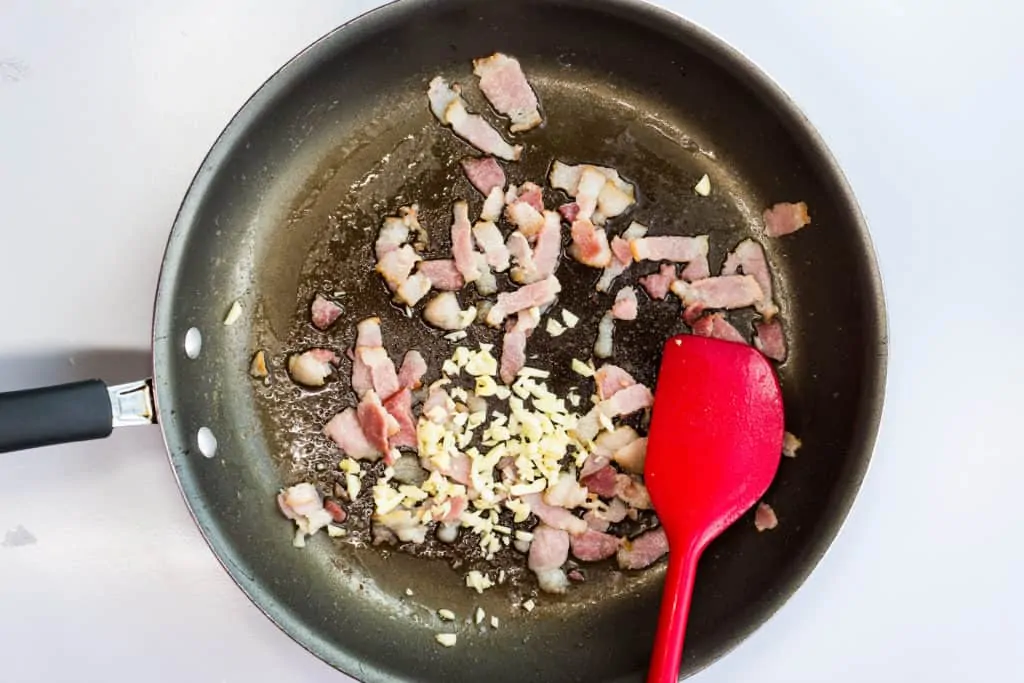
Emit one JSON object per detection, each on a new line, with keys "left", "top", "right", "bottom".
{"left": 383, "top": 388, "right": 416, "bottom": 449}
{"left": 512, "top": 210, "right": 561, "bottom": 284}
{"left": 310, "top": 294, "right": 343, "bottom": 330}
{"left": 278, "top": 483, "right": 334, "bottom": 537}
{"left": 375, "top": 244, "right": 420, "bottom": 293}
{"left": 691, "top": 313, "right": 746, "bottom": 344}
{"left": 579, "top": 452, "right": 611, "bottom": 478}
{"left": 472, "top": 221, "right": 511, "bottom": 272}
{"left": 617, "top": 527, "right": 669, "bottom": 570}
{"left": 287, "top": 348, "right": 337, "bottom": 387}
{"left": 434, "top": 495, "right": 468, "bottom": 524}
{"left": 575, "top": 166, "right": 608, "bottom": 223}
{"left": 593, "top": 424, "right": 640, "bottom": 456}
{"left": 357, "top": 389, "right": 399, "bottom": 454}
{"left": 422, "top": 384, "right": 455, "bottom": 423}
{"left": 580, "top": 465, "right": 619, "bottom": 498}
{"left": 522, "top": 493, "right": 588, "bottom": 535}
{"left": 630, "top": 235, "right": 709, "bottom": 264}
{"left": 416, "top": 259, "right": 464, "bottom": 291}
{"left": 486, "top": 275, "right": 561, "bottom": 326}
{"left": 680, "top": 253, "right": 711, "bottom": 282}
{"left": 583, "top": 498, "right": 629, "bottom": 532}
{"left": 722, "top": 238, "right": 779, "bottom": 318}
{"left": 460, "top": 156, "right": 506, "bottom": 196}
{"left": 375, "top": 205, "right": 425, "bottom": 260}
{"left": 597, "top": 222, "right": 648, "bottom": 292}
{"left": 570, "top": 219, "right": 613, "bottom": 268}
{"left": 397, "top": 351, "right": 427, "bottom": 390}
{"left": 528, "top": 524, "right": 570, "bottom": 594}
{"left": 594, "top": 312, "right": 615, "bottom": 359}
{"left": 473, "top": 252, "right": 498, "bottom": 296}
{"left": 506, "top": 231, "right": 537, "bottom": 281}
{"left": 356, "top": 346, "right": 400, "bottom": 400}
{"left": 754, "top": 318, "right": 787, "bottom": 362}
{"left": 611, "top": 286, "right": 638, "bottom": 321}
{"left": 594, "top": 364, "right": 637, "bottom": 400}
{"left": 324, "top": 407, "right": 381, "bottom": 461}
{"left": 517, "top": 182, "right": 545, "bottom": 213}
{"left": 763, "top": 201, "right": 810, "bottom": 237}
{"left": 499, "top": 308, "right": 540, "bottom": 384}
{"left": 597, "top": 182, "right": 634, "bottom": 223}
{"left": 505, "top": 198, "right": 545, "bottom": 239}
{"left": 423, "top": 292, "right": 475, "bottom": 331}
{"left": 395, "top": 272, "right": 432, "bottom": 306}
{"left": 481, "top": 186, "right": 505, "bottom": 222}
{"left": 449, "top": 201, "right": 481, "bottom": 283}
{"left": 323, "top": 499, "right": 347, "bottom": 524}
{"left": 373, "top": 508, "right": 429, "bottom": 544}
{"left": 613, "top": 437, "right": 647, "bottom": 474}
{"left": 427, "top": 76, "right": 522, "bottom": 160}
{"left": 544, "top": 472, "right": 589, "bottom": 508}
{"left": 351, "top": 317, "right": 381, "bottom": 398}
{"left": 558, "top": 202, "right": 580, "bottom": 222}
{"left": 602, "top": 383, "right": 653, "bottom": 417}
{"left": 473, "top": 53, "right": 543, "bottom": 133}
{"left": 670, "top": 275, "right": 764, "bottom": 319}
{"left": 755, "top": 502, "right": 778, "bottom": 531}
{"left": 615, "top": 474, "right": 652, "bottom": 510}
{"left": 639, "top": 263, "right": 678, "bottom": 300}
{"left": 570, "top": 528, "right": 621, "bottom": 562}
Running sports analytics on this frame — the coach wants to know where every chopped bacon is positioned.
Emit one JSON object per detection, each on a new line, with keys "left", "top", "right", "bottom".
{"left": 549, "top": 161, "right": 636, "bottom": 225}
{"left": 544, "top": 472, "right": 590, "bottom": 508}
{"left": 691, "top": 313, "right": 746, "bottom": 344}
{"left": 356, "top": 316, "right": 382, "bottom": 347}
{"left": 287, "top": 348, "right": 337, "bottom": 387}
{"left": 528, "top": 524, "right": 570, "bottom": 594}
{"left": 611, "top": 286, "right": 638, "bottom": 321}
{"left": 639, "top": 263, "right": 678, "bottom": 300}
{"left": 512, "top": 211, "right": 560, "bottom": 284}
{"left": 351, "top": 317, "right": 381, "bottom": 397}
{"left": 486, "top": 275, "right": 561, "bottom": 326}
{"left": 428, "top": 452, "right": 472, "bottom": 486}
{"left": 422, "top": 384, "right": 455, "bottom": 423}
{"left": 415, "top": 260, "right": 462, "bottom": 292}
{"left": 278, "top": 483, "right": 334, "bottom": 537}
{"left": 755, "top": 502, "right": 778, "bottom": 531}
{"left": 434, "top": 495, "right": 468, "bottom": 523}
{"left": 680, "top": 253, "right": 711, "bottom": 282}
{"left": 427, "top": 76, "right": 522, "bottom": 160}
{"left": 594, "top": 364, "right": 637, "bottom": 400}
{"left": 323, "top": 499, "right": 347, "bottom": 524}
{"left": 375, "top": 205, "right": 425, "bottom": 260}
{"left": 395, "top": 272, "right": 432, "bottom": 306}
{"left": 615, "top": 474, "right": 652, "bottom": 510}
{"left": 481, "top": 186, "right": 505, "bottom": 223}
{"left": 450, "top": 200, "right": 481, "bottom": 283}
{"left": 602, "top": 383, "right": 654, "bottom": 417}
{"left": 506, "top": 231, "right": 537, "bottom": 280}
{"left": 579, "top": 452, "right": 611, "bottom": 478}
{"left": 356, "top": 346, "right": 400, "bottom": 399}
{"left": 375, "top": 244, "right": 420, "bottom": 292}
{"left": 583, "top": 498, "right": 629, "bottom": 532}
{"left": 505, "top": 198, "right": 545, "bottom": 239}
{"left": 549, "top": 160, "right": 581, "bottom": 194}
{"left": 357, "top": 389, "right": 399, "bottom": 454}
{"left": 593, "top": 425, "right": 640, "bottom": 457}
{"left": 630, "top": 235, "right": 708, "bottom": 264}
{"left": 763, "top": 201, "right": 811, "bottom": 237}
{"left": 558, "top": 202, "right": 580, "bottom": 222}
{"left": 569, "top": 219, "right": 613, "bottom": 268}
{"left": 310, "top": 294, "right": 343, "bottom": 330}
{"left": 670, "top": 275, "right": 764, "bottom": 319}
{"left": 460, "top": 156, "right": 506, "bottom": 196}
{"left": 597, "top": 222, "right": 648, "bottom": 292}
{"left": 472, "top": 53, "right": 543, "bottom": 133}
{"left": 722, "top": 238, "right": 779, "bottom": 319}
{"left": 473, "top": 252, "right": 498, "bottom": 296}
{"left": 597, "top": 182, "right": 634, "bottom": 223}
{"left": 374, "top": 508, "right": 429, "bottom": 544}
{"left": 517, "top": 182, "right": 545, "bottom": 213}
{"left": 613, "top": 437, "right": 647, "bottom": 474}
{"left": 580, "top": 465, "right": 619, "bottom": 498}
{"left": 754, "top": 318, "right": 787, "bottom": 362}
{"left": 593, "top": 311, "right": 614, "bottom": 359}
{"left": 499, "top": 308, "right": 539, "bottom": 384}
{"left": 473, "top": 221, "right": 511, "bottom": 272}
{"left": 617, "top": 527, "right": 669, "bottom": 570}
{"left": 397, "top": 350, "right": 427, "bottom": 390}
{"left": 324, "top": 407, "right": 381, "bottom": 461}
{"left": 423, "top": 292, "right": 474, "bottom": 331}
{"left": 574, "top": 166, "right": 608, "bottom": 223}
{"left": 570, "top": 528, "right": 621, "bottom": 562}
{"left": 522, "top": 493, "right": 588, "bottom": 535}
{"left": 383, "top": 388, "right": 416, "bottom": 449}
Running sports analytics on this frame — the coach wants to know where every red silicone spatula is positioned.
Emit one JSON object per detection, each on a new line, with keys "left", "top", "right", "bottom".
{"left": 644, "top": 334, "right": 784, "bottom": 683}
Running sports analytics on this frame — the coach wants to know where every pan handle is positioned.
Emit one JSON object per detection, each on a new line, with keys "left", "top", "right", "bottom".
{"left": 0, "top": 379, "right": 155, "bottom": 454}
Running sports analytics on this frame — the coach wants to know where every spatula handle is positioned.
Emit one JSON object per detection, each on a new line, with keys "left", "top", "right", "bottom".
{"left": 647, "top": 543, "right": 702, "bottom": 683}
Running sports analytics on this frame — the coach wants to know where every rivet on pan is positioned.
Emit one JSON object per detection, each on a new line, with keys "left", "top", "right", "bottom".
{"left": 184, "top": 327, "right": 202, "bottom": 359}
{"left": 197, "top": 427, "right": 217, "bottom": 458}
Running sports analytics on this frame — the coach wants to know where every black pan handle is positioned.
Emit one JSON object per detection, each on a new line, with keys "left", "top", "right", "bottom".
{"left": 0, "top": 379, "right": 155, "bottom": 453}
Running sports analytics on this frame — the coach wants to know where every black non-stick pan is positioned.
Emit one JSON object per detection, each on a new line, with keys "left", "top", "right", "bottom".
{"left": 0, "top": 1, "right": 887, "bottom": 681}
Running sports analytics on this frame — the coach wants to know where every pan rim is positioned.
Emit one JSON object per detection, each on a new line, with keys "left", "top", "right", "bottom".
{"left": 150, "top": 0, "right": 889, "bottom": 680}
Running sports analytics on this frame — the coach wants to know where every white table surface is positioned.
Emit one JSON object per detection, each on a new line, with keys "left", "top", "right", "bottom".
{"left": 2, "top": 1, "right": 1021, "bottom": 681}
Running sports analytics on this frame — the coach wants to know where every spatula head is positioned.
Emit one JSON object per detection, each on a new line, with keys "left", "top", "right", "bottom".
{"left": 644, "top": 334, "right": 784, "bottom": 550}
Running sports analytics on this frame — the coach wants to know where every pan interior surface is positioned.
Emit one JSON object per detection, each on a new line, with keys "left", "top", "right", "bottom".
{"left": 152, "top": 1, "right": 886, "bottom": 681}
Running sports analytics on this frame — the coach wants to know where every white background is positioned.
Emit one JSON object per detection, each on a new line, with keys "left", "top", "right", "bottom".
{"left": 1, "top": 1, "right": 1021, "bottom": 681}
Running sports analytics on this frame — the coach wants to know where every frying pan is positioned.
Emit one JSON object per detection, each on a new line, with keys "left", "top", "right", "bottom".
{"left": 0, "top": 0, "right": 887, "bottom": 680}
